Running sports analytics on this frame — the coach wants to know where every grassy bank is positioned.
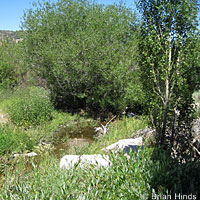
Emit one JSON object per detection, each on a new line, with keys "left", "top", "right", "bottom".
{"left": 0, "top": 87, "right": 200, "bottom": 199}
{"left": 0, "top": 112, "right": 151, "bottom": 199}
{"left": 1, "top": 145, "right": 200, "bottom": 199}
{"left": 1, "top": 149, "right": 154, "bottom": 199}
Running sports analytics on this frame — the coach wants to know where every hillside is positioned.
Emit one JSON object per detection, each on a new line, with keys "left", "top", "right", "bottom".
{"left": 0, "top": 30, "right": 20, "bottom": 42}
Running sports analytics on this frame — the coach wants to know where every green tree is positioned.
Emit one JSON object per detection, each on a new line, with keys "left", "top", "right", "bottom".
{"left": 21, "top": 0, "right": 141, "bottom": 116}
{"left": 137, "top": 0, "right": 199, "bottom": 159}
{"left": 0, "top": 40, "right": 23, "bottom": 88}
{"left": 194, "top": 37, "right": 200, "bottom": 89}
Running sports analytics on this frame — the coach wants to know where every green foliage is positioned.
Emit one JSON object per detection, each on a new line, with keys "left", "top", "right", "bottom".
{"left": 0, "top": 125, "right": 35, "bottom": 156}
{"left": 193, "top": 90, "right": 200, "bottom": 117}
{"left": 194, "top": 38, "right": 200, "bottom": 90}
{"left": 21, "top": 0, "right": 141, "bottom": 115}
{"left": 0, "top": 40, "right": 21, "bottom": 88}
{"left": 137, "top": 0, "right": 199, "bottom": 159}
{"left": 150, "top": 149, "right": 200, "bottom": 196}
{"left": 84, "top": 117, "right": 147, "bottom": 154}
{"left": 18, "top": 110, "right": 70, "bottom": 144}
{"left": 5, "top": 86, "right": 54, "bottom": 127}
{"left": 124, "top": 71, "right": 147, "bottom": 114}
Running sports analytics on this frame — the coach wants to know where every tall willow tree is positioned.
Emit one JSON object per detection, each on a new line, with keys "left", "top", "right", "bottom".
{"left": 21, "top": 0, "right": 140, "bottom": 116}
{"left": 137, "top": 0, "right": 199, "bottom": 160}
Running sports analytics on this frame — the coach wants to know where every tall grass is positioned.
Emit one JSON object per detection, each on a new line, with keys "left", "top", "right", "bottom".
{"left": 0, "top": 148, "right": 154, "bottom": 200}
{"left": 4, "top": 86, "right": 54, "bottom": 127}
{"left": 82, "top": 117, "right": 148, "bottom": 154}
{"left": 0, "top": 124, "right": 35, "bottom": 157}
{"left": 2, "top": 147, "right": 199, "bottom": 200}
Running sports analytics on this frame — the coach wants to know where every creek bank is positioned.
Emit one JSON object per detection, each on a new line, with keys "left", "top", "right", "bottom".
{"left": 59, "top": 136, "right": 145, "bottom": 169}
{"left": 59, "top": 126, "right": 155, "bottom": 170}
{"left": 59, "top": 120, "right": 200, "bottom": 170}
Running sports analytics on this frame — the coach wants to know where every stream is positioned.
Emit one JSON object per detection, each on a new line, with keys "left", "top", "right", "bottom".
{"left": 53, "top": 124, "right": 96, "bottom": 158}
{"left": 0, "top": 119, "right": 99, "bottom": 189}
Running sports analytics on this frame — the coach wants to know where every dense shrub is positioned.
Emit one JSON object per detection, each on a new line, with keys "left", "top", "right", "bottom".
{"left": 0, "top": 40, "right": 20, "bottom": 88}
{"left": 5, "top": 86, "right": 54, "bottom": 127}
{"left": 124, "top": 71, "right": 147, "bottom": 114}
{"left": 21, "top": 0, "right": 144, "bottom": 115}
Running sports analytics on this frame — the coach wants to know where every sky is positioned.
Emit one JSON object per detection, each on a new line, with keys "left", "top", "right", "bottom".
{"left": 0, "top": 0, "right": 135, "bottom": 31}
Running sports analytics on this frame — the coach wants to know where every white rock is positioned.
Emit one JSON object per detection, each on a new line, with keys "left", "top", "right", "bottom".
{"left": 60, "top": 154, "right": 111, "bottom": 169}
{"left": 103, "top": 137, "right": 143, "bottom": 152}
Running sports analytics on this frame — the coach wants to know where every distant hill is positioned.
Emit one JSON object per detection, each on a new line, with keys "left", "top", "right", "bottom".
{"left": 0, "top": 30, "right": 20, "bottom": 42}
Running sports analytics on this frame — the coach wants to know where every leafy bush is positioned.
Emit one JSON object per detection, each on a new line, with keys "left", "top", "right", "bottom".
{"left": 0, "top": 40, "right": 24, "bottom": 89}
{"left": 124, "top": 71, "right": 147, "bottom": 114}
{"left": 21, "top": 0, "right": 142, "bottom": 115}
{"left": 5, "top": 86, "right": 54, "bottom": 127}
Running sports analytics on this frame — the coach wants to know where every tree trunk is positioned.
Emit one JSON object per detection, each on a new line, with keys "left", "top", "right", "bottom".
{"left": 161, "top": 30, "right": 172, "bottom": 146}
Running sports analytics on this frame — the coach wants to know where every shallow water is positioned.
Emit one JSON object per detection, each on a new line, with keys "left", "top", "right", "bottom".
{"left": 0, "top": 121, "right": 98, "bottom": 190}
{"left": 53, "top": 125, "right": 96, "bottom": 158}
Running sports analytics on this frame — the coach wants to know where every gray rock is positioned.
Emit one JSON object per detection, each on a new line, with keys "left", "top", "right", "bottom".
{"left": 123, "top": 145, "right": 144, "bottom": 158}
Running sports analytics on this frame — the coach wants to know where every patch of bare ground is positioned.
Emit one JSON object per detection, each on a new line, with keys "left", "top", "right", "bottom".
{"left": 0, "top": 111, "right": 8, "bottom": 124}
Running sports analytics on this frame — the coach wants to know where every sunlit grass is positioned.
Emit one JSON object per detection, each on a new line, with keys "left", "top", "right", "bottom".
{"left": 0, "top": 148, "right": 155, "bottom": 199}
